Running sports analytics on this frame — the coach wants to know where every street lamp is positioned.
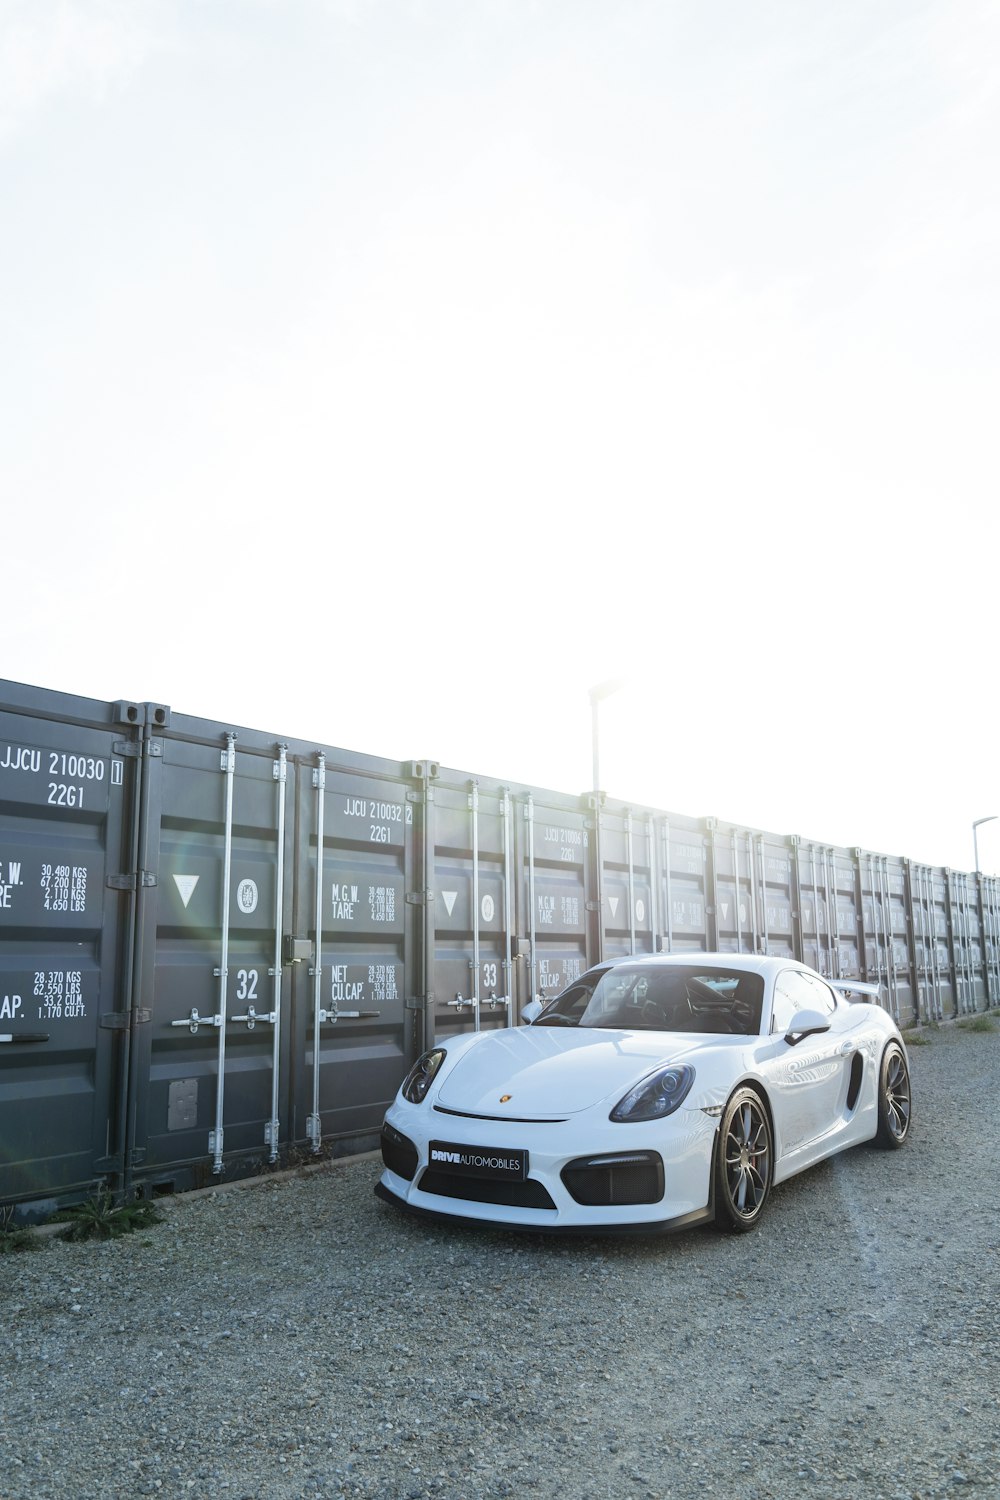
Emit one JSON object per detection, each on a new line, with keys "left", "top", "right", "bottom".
{"left": 589, "top": 677, "right": 628, "bottom": 793}
{"left": 972, "top": 816, "right": 997, "bottom": 874}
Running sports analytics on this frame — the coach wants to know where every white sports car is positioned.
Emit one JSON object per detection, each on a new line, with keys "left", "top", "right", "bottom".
{"left": 375, "top": 953, "right": 911, "bottom": 1234}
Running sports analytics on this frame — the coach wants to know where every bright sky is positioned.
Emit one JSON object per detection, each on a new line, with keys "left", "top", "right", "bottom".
{"left": 2, "top": 0, "right": 998, "bottom": 874}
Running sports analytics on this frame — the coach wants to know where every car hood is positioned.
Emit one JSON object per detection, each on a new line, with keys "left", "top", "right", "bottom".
{"left": 434, "top": 1026, "right": 703, "bottom": 1118}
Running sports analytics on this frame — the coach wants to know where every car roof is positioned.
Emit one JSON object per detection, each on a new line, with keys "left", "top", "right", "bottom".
{"left": 594, "top": 952, "right": 811, "bottom": 981}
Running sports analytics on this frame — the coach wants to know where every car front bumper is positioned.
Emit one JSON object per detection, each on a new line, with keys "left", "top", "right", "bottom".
{"left": 374, "top": 1099, "right": 719, "bottom": 1233}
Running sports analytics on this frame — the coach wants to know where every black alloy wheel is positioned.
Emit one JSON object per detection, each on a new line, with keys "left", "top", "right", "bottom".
{"left": 874, "top": 1041, "right": 911, "bottom": 1148}
{"left": 715, "top": 1087, "right": 773, "bottom": 1233}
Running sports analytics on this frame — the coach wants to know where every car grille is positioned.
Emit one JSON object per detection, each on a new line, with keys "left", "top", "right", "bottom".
{"left": 560, "top": 1152, "right": 664, "bottom": 1207}
{"left": 418, "top": 1170, "right": 557, "bottom": 1210}
{"left": 381, "top": 1123, "right": 419, "bottom": 1182}
{"left": 433, "top": 1105, "right": 568, "bottom": 1124}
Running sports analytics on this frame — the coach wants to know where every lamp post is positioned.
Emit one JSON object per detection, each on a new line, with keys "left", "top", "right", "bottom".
{"left": 973, "top": 816, "right": 997, "bottom": 874}
{"left": 589, "top": 677, "right": 628, "bottom": 793}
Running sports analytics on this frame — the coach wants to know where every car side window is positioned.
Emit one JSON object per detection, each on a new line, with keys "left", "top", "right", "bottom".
{"left": 772, "top": 971, "right": 825, "bottom": 1033}
{"left": 797, "top": 972, "right": 838, "bottom": 1016}
{"left": 551, "top": 984, "right": 591, "bottom": 1020}
{"left": 770, "top": 978, "right": 801, "bottom": 1035}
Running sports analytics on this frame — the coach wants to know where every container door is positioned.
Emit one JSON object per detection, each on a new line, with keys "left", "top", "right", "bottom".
{"left": 520, "top": 793, "right": 592, "bottom": 1005}
{"left": 831, "top": 850, "right": 863, "bottom": 979}
{"left": 659, "top": 823, "right": 710, "bottom": 954}
{"left": 430, "top": 777, "right": 513, "bottom": 1039}
{"left": 598, "top": 804, "right": 654, "bottom": 960}
{"left": 291, "top": 758, "right": 415, "bottom": 1154}
{"left": 758, "top": 836, "right": 796, "bottom": 960}
{"left": 128, "top": 731, "right": 292, "bottom": 1188}
{"left": 0, "top": 696, "right": 141, "bottom": 1213}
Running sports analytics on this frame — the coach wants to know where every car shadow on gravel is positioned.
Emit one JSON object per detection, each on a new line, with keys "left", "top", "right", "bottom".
{"left": 370, "top": 1148, "right": 852, "bottom": 1267}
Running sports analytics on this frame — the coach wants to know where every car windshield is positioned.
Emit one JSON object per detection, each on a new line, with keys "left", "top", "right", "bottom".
{"left": 533, "top": 965, "right": 764, "bottom": 1036}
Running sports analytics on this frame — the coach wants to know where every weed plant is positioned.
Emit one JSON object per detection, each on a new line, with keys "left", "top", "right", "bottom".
{"left": 52, "top": 1189, "right": 162, "bottom": 1243}
{"left": 956, "top": 1013, "right": 997, "bottom": 1034}
{"left": 0, "top": 1205, "right": 44, "bottom": 1255}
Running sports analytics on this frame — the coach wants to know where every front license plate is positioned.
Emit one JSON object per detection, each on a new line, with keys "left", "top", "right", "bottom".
{"left": 428, "top": 1140, "right": 528, "bottom": 1182}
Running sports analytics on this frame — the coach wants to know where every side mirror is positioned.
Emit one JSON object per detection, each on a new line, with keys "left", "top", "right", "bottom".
{"left": 521, "top": 998, "right": 544, "bottom": 1025}
{"left": 784, "top": 1008, "right": 831, "bottom": 1047}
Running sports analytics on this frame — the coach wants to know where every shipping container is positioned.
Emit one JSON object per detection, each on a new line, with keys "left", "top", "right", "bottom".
{"left": 125, "top": 710, "right": 422, "bottom": 1198}
{"left": 0, "top": 684, "right": 143, "bottom": 1218}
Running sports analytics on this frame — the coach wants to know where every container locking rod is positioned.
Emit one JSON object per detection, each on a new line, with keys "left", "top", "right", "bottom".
{"left": 229, "top": 1007, "right": 277, "bottom": 1031}
{"left": 171, "top": 1008, "right": 222, "bottom": 1035}
{"left": 317, "top": 1007, "right": 381, "bottom": 1023}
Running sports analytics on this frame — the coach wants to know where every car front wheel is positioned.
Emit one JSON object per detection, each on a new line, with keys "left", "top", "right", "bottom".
{"left": 714, "top": 1087, "right": 773, "bottom": 1233}
{"left": 874, "top": 1041, "right": 911, "bottom": 1148}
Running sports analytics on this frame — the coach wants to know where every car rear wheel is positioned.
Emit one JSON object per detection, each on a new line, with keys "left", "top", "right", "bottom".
{"left": 874, "top": 1041, "right": 911, "bottom": 1148}
{"left": 714, "top": 1087, "right": 772, "bottom": 1233}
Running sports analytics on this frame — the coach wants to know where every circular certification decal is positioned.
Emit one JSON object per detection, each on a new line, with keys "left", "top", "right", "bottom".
{"left": 635, "top": 898, "right": 646, "bottom": 924}
{"left": 481, "top": 894, "right": 496, "bottom": 923}
{"left": 237, "top": 878, "right": 259, "bottom": 915}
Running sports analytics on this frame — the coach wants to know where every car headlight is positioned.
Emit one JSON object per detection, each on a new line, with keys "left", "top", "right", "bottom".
{"left": 610, "top": 1064, "right": 694, "bottom": 1122}
{"left": 400, "top": 1048, "right": 447, "bottom": 1104}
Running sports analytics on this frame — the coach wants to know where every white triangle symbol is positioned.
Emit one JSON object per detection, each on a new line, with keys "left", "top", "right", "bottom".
{"left": 173, "top": 874, "right": 199, "bottom": 909}
{"left": 442, "top": 890, "right": 458, "bottom": 917}
{"left": 721, "top": 902, "right": 729, "bottom": 920}
{"left": 609, "top": 896, "right": 619, "bottom": 918}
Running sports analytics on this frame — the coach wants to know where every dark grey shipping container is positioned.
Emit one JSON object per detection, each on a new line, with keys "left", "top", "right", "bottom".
{"left": 125, "top": 712, "right": 423, "bottom": 1197}
{"left": 708, "top": 823, "right": 797, "bottom": 962}
{"left": 0, "top": 685, "right": 144, "bottom": 1214}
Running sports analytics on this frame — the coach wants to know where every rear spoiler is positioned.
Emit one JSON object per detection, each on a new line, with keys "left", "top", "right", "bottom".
{"left": 829, "top": 979, "right": 882, "bottom": 999}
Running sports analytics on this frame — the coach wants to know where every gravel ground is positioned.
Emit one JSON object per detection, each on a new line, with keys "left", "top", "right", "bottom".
{"left": 2, "top": 1023, "right": 998, "bottom": 1500}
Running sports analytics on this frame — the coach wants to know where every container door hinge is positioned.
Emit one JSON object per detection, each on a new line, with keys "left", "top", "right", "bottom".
{"left": 106, "top": 871, "right": 157, "bottom": 892}
{"left": 93, "top": 1154, "right": 123, "bottom": 1172}
{"left": 404, "top": 996, "right": 427, "bottom": 1011}
{"left": 112, "top": 740, "right": 141, "bottom": 758}
{"left": 100, "top": 1009, "right": 151, "bottom": 1030}
{"left": 406, "top": 890, "right": 433, "bottom": 905}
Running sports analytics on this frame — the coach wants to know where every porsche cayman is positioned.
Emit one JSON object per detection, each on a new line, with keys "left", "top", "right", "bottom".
{"left": 375, "top": 953, "right": 911, "bottom": 1234}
